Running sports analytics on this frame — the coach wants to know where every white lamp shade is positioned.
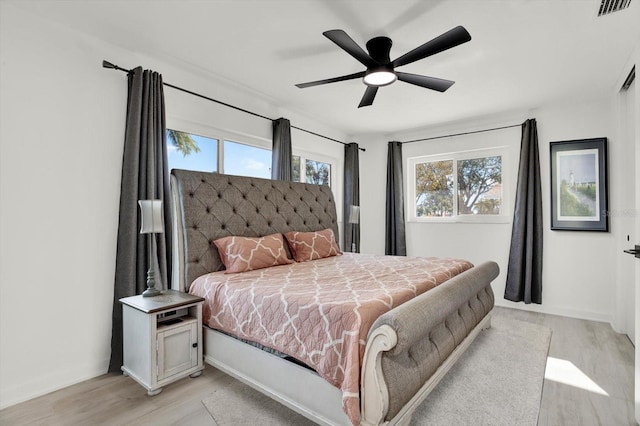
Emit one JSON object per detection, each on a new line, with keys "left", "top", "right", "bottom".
{"left": 348, "top": 205, "right": 360, "bottom": 224}
{"left": 138, "top": 200, "right": 164, "bottom": 234}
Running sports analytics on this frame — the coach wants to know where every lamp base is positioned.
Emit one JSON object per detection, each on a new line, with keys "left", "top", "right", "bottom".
{"left": 143, "top": 267, "right": 162, "bottom": 297}
{"left": 142, "top": 287, "right": 162, "bottom": 297}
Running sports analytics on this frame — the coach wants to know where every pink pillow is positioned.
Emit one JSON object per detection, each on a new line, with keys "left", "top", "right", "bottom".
{"left": 284, "top": 229, "right": 342, "bottom": 262}
{"left": 214, "top": 233, "right": 293, "bottom": 274}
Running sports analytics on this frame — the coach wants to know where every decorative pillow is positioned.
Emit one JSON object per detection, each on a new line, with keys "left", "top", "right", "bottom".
{"left": 213, "top": 233, "right": 294, "bottom": 274}
{"left": 284, "top": 228, "right": 342, "bottom": 262}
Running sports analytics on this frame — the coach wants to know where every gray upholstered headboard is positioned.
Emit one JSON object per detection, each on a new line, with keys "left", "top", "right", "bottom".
{"left": 170, "top": 169, "right": 340, "bottom": 291}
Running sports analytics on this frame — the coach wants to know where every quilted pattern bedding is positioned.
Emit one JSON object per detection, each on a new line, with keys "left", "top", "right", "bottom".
{"left": 189, "top": 253, "right": 473, "bottom": 424}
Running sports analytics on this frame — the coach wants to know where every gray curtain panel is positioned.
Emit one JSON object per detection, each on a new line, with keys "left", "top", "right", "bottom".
{"left": 504, "top": 118, "right": 543, "bottom": 304}
{"left": 109, "top": 67, "right": 172, "bottom": 372}
{"left": 271, "top": 117, "right": 293, "bottom": 181}
{"left": 385, "top": 141, "right": 407, "bottom": 255}
{"left": 344, "top": 143, "right": 360, "bottom": 252}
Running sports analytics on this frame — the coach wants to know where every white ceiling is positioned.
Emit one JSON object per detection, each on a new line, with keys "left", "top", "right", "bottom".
{"left": 15, "top": 0, "right": 640, "bottom": 136}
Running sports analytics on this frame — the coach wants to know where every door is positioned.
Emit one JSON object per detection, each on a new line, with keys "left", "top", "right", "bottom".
{"left": 157, "top": 318, "right": 198, "bottom": 381}
{"left": 620, "top": 76, "right": 637, "bottom": 345}
{"left": 618, "top": 69, "right": 640, "bottom": 425}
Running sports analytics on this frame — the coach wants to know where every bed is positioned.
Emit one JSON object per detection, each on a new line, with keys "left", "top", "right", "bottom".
{"left": 170, "top": 169, "right": 498, "bottom": 426}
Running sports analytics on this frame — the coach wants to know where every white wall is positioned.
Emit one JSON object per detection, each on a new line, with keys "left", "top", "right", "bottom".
{"left": 359, "top": 98, "right": 620, "bottom": 323}
{"left": 0, "top": 3, "right": 345, "bottom": 409}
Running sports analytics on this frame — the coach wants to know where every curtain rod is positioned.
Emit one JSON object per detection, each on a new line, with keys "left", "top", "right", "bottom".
{"left": 103, "top": 60, "right": 365, "bottom": 152}
{"left": 401, "top": 123, "right": 522, "bottom": 144}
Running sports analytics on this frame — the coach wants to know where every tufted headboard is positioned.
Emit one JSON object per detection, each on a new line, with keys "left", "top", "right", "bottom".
{"left": 170, "top": 169, "right": 340, "bottom": 291}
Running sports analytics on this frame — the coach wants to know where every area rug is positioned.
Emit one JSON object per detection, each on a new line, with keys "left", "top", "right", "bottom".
{"left": 202, "top": 314, "right": 551, "bottom": 426}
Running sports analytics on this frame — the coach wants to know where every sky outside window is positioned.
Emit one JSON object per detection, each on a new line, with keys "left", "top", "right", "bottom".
{"left": 223, "top": 140, "right": 271, "bottom": 178}
{"left": 167, "top": 133, "right": 218, "bottom": 172}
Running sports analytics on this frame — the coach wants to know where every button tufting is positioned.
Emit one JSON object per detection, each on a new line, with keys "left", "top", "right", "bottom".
{"left": 246, "top": 222, "right": 250, "bottom": 227}
{"left": 201, "top": 179, "right": 206, "bottom": 183}
{"left": 206, "top": 207, "right": 211, "bottom": 213}
{"left": 256, "top": 208, "right": 260, "bottom": 213}
{"left": 221, "top": 224, "right": 226, "bottom": 230}
{"left": 217, "top": 192, "right": 222, "bottom": 198}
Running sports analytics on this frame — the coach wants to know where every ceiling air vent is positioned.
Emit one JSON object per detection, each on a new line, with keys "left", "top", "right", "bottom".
{"left": 598, "top": 0, "right": 633, "bottom": 16}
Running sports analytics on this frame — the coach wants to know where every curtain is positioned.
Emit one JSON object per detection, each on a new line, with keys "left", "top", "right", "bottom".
{"left": 109, "top": 67, "right": 172, "bottom": 372}
{"left": 271, "top": 117, "right": 292, "bottom": 181}
{"left": 344, "top": 143, "right": 360, "bottom": 252}
{"left": 504, "top": 118, "right": 543, "bottom": 304}
{"left": 385, "top": 141, "right": 407, "bottom": 255}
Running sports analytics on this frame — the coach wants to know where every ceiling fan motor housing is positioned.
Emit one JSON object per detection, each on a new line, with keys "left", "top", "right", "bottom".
{"left": 363, "top": 36, "right": 397, "bottom": 87}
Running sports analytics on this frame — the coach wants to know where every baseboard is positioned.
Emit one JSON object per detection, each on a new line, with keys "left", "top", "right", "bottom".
{"left": 0, "top": 358, "right": 109, "bottom": 410}
{"left": 494, "top": 300, "right": 614, "bottom": 325}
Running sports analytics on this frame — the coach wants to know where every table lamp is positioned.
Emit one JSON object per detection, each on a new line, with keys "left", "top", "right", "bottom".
{"left": 348, "top": 205, "right": 360, "bottom": 253}
{"left": 138, "top": 199, "right": 164, "bottom": 297}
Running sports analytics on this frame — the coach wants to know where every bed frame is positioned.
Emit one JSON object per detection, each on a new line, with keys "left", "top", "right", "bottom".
{"left": 170, "top": 169, "right": 498, "bottom": 425}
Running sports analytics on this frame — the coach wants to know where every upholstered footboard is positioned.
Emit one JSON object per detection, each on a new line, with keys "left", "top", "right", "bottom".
{"left": 360, "top": 261, "right": 498, "bottom": 425}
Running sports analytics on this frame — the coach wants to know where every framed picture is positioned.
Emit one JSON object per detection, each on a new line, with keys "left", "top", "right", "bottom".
{"left": 550, "top": 138, "right": 608, "bottom": 231}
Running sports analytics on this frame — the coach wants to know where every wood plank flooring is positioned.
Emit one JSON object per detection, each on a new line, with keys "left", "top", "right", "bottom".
{"left": 0, "top": 306, "right": 636, "bottom": 425}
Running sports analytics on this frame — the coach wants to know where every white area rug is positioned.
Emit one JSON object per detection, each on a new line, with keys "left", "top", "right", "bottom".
{"left": 202, "top": 314, "right": 551, "bottom": 425}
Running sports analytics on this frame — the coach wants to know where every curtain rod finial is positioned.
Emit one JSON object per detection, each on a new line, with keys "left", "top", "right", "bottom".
{"left": 102, "top": 60, "right": 116, "bottom": 69}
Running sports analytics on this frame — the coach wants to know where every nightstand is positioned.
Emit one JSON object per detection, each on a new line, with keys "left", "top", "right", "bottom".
{"left": 120, "top": 290, "right": 204, "bottom": 396}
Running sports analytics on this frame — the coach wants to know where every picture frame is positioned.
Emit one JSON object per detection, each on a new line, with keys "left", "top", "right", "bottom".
{"left": 550, "top": 137, "right": 608, "bottom": 232}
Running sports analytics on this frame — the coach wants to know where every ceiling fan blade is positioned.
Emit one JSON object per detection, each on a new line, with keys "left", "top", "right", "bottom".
{"left": 296, "top": 71, "right": 366, "bottom": 88}
{"left": 396, "top": 72, "right": 455, "bottom": 92}
{"left": 392, "top": 26, "right": 471, "bottom": 68}
{"left": 323, "top": 30, "right": 377, "bottom": 68}
{"left": 358, "top": 86, "right": 378, "bottom": 108}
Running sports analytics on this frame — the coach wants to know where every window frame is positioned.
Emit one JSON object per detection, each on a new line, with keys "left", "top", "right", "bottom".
{"left": 407, "top": 146, "right": 511, "bottom": 224}
{"left": 292, "top": 149, "right": 336, "bottom": 189}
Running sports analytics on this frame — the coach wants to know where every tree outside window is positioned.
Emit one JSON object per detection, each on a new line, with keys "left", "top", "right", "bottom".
{"left": 293, "top": 155, "right": 331, "bottom": 187}
{"left": 457, "top": 156, "right": 502, "bottom": 215}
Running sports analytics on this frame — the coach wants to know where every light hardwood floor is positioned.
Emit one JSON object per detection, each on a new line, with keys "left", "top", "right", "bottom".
{"left": 0, "top": 306, "right": 636, "bottom": 425}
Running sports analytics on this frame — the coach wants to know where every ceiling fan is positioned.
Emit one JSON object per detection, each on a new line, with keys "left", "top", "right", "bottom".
{"left": 295, "top": 26, "right": 471, "bottom": 108}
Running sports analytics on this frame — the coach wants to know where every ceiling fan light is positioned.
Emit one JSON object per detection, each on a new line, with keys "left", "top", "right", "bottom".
{"left": 363, "top": 70, "right": 397, "bottom": 87}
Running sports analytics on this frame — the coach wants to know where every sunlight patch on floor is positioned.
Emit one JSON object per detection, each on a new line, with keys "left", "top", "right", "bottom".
{"left": 544, "top": 357, "right": 609, "bottom": 396}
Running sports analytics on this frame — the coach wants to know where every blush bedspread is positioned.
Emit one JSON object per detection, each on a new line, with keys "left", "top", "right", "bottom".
{"left": 189, "top": 253, "right": 473, "bottom": 425}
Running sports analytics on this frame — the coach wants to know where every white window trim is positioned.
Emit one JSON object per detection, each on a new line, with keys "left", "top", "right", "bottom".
{"left": 407, "top": 146, "right": 511, "bottom": 224}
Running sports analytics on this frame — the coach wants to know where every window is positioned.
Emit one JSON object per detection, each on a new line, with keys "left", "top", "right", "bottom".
{"left": 167, "top": 130, "right": 218, "bottom": 172}
{"left": 223, "top": 140, "right": 271, "bottom": 179}
{"left": 408, "top": 148, "right": 507, "bottom": 222}
{"left": 292, "top": 155, "right": 331, "bottom": 187}
{"left": 166, "top": 129, "right": 271, "bottom": 178}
